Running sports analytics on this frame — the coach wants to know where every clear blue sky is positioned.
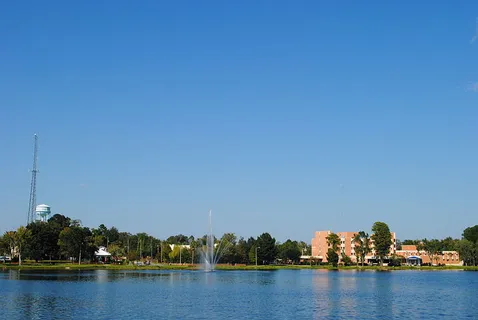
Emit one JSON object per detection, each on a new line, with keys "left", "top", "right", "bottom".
{"left": 1, "top": 1, "right": 477, "bottom": 242}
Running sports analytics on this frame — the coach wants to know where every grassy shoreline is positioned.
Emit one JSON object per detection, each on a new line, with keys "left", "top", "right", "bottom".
{"left": 2, "top": 263, "right": 477, "bottom": 272}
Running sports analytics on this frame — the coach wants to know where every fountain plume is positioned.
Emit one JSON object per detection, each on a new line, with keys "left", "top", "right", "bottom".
{"left": 199, "top": 210, "right": 230, "bottom": 271}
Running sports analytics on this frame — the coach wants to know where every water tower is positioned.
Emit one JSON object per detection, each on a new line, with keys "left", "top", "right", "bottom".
{"left": 35, "top": 204, "right": 51, "bottom": 222}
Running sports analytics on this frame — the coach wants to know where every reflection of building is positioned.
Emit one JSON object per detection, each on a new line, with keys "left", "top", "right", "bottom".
{"left": 311, "top": 230, "right": 397, "bottom": 263}
{"left": 395, "top": 245, "right": 461, "bottom": 266}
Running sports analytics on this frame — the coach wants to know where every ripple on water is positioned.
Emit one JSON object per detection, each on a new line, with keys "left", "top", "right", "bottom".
{"left": 0, "top": 269, "right": 477, "bottom": 319}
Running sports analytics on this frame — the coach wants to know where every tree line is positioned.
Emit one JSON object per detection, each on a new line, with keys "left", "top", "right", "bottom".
{"left": 1, "top": 215, "right": 477, "bottom": 267}
{"left": 0, "top": 214, "right": 310, "bottom": 265}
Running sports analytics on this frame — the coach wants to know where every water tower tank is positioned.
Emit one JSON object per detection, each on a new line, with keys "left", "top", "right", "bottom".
{"left": 35, "top": 204, "right": 51, "bottom": 222}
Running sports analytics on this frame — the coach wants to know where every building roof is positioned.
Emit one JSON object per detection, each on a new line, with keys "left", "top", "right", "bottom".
{"left": 95, "top": 246, "right": 111, "bottom": 256}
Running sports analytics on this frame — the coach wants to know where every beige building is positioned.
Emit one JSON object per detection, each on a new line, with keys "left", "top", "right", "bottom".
{"left": 311, "top": 230, "right": 397, "bottom": 263}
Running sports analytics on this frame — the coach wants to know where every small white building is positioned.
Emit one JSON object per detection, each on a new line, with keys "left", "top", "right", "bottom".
{"left": 95, "top": 246, "right": 111, "bottom": 258}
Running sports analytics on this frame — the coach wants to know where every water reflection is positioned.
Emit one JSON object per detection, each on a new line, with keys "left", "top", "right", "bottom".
{"left": 373, "top": 272, "right": 393, "bottom": 318}
{"left": 336, "top": 271, "right": 358, "bottom": 318}
{"left": 312, "top": 270, "right": 359, "bottom": 319}
{"left": 311, "top": 270, "right": 332, "bottom": 318}
{"left": 0, "top": 269, "right": 176, "bottom": 282}
{"left": 0, "top": 269, "right": 476, "bottom": 319}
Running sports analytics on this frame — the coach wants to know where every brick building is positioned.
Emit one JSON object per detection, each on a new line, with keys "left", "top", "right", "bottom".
{"left": 395, "top": 245, "right": 461, "bottom": 266}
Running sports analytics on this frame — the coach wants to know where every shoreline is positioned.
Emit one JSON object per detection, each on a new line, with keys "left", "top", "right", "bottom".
{"left": 2, "top": 263, "right": 477, "bottom": 272}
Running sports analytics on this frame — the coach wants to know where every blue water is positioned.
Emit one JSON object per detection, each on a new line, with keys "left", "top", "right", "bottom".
{"left": 0, "top": 269, "right": 476, "bottom": 319}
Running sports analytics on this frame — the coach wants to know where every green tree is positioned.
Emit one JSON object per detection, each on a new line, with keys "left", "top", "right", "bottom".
{"left": 456, "top": 239, "right": 477, "bottom": 266}
{"left": 371, "top": 221, "right": 392, "bottom": 266}
{"left": 117, "top": 232, "right": 132, "bottom": 253}
{"left": 248, "top": 245, "right": 258, "bottom": 265}
{"left": 416, "top": 241, "right": 425, "bottom": 254}
{"left": 0, "top": 236, "right": 7, "bottom": 256}
{"left": 255, "top": 233, "right": 278, "bottom": 265}
{"left": 47, "top": 214, "right": 74, "bottom": 259}
{"left": 463, "top": 225, "right": 478, "bottom": 244}
{"left": 106, "top": 226, "right": 120, "bottom": 244}
{"left": 3, "top": 231, "right": 16, "bottom": 259}
{"left": 108, "top": 244, "right": 125, "bottom": 259}
{"left": 389, "top": 254, "right": 402, "bottom": 266}
{"left": 168, "top": 244, "right": 192, "bottom": 264}
{"left": 298, "top": 241, "right": 311, "bottom": 255}
{"left": 92, "top": 224, "right": 108, "bottom": 247}
{"left": 92, "top": 235, "right": 106, "bottom": 248}
{"left": 422, "top": 239, "right": 443, "bottom": 265}
{"left": 402, "top": 239, "right": 420, "bottom": 245}
{"left": 236, "top": 237, "right": 251, "bottom": 264}
{"left": 326, "top": 233, "right": 340, "bottom": 251}
{"left": 127, "top": 250, "right": 139, "bottom": 261}
{"left": 48, "top": 214, "right": 71, "bottom": 229}
{"left": 161, "top": 242, "right": 172, "bottom": 263}
{"left": 327, "top": 248, "right": 339, "bottom": 267}
{"left": 187, "top": 238, "right": 201, "bottom": 264}
{"left": 277, "top": 239, "right": 301, "bottom": 264}
{"left": 340, "top": 253, "right": 353, "bottom": 266}
{"left": 440, "top": 237, "right": 458, "bottom": 251}
{"left": 218, "top": 233, "right": 237, "bottom": 264}
{"left": 16, "top": 226, "right": 32, "bottom": 265}
{"left": 169, "top": 245, "right": 182, "bottom": 263}
{"left": 127, "top": 234, "right": 138, "bottom": 255}
{"left": 326, "top": 233, "right": 340, "bottom": 267}
{"left": 136, "top": 233, "right": 150, "bottom": 258}
{"left": 354, "top": 231, "right": 371, "bottom": 266}
{"left": 58, "top": 226, "right": 96, "bottom": 264}
{"left": 167, "top": 234, "right": 189, "bottom": 244}
{"left": 26, "top": 221, "right": 59, "bottom": 262}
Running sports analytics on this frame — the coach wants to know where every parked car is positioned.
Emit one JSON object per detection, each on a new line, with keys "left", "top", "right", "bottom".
{"left": 0, "top": 256, "right": 12, "bottom": 262}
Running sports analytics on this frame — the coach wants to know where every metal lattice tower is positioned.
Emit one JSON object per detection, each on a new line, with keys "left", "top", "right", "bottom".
{"left": 27, "top": 134, "right": 39, "bottom": 225}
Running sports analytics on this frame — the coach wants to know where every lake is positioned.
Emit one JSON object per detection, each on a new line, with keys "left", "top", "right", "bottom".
{"left": 0, "top": 269, "right": 476, "bottom": 319}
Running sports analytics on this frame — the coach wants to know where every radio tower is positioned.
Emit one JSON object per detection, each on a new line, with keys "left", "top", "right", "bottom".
{"left": 27, "top": 134, "right": 39, "bottom": 225}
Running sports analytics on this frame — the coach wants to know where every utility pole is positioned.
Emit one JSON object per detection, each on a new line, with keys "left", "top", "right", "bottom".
{"left": 78, "top": 242, "right": 82, "bottom": 265}
{"left": 27, "top": 134, "right": 39, "bottom": 225}
{"left": 255, "top": 246, "right": 260, "bottom": 267}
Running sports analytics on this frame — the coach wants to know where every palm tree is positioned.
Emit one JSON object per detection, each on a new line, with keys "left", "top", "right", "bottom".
{"left": 3, "top": 231, "right": 16, "bottom": 260}
{"left": 3, "top": 227, "right": 31, "bottom": 265}
{"left": 326, "top": 233, "right": 340, "bottom": 251}
{"left": 354, "top": 231, "right": 371, "bottom": 267}
{"left": 326, "top": 233, "right": 341, "bottom": 267}
{"left": 15, "top": 226, "right": 31, "bottom": 265}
